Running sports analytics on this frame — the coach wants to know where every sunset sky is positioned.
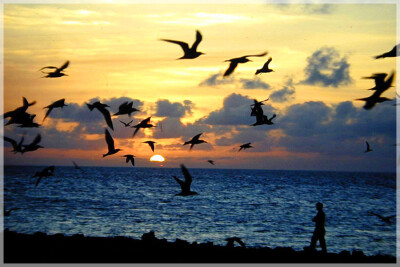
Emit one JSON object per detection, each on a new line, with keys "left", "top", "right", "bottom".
{"left": 3, "top": 2, "right": 397, "bottom": 172}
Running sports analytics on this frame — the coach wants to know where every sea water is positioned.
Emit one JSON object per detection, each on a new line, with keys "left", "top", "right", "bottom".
{"left": 3, "top": 166, "right": 396, "bottom": 256}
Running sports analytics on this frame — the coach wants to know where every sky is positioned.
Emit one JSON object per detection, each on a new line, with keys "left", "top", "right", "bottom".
{"left": 2, "top": 2, "right": 398, "bottom": 172}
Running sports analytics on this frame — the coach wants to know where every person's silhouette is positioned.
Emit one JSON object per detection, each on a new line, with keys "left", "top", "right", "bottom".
{"left": 310, "top": 202, "right": 327, "bottom": 254}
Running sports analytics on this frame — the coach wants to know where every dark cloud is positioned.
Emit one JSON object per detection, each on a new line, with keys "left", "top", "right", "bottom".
{"left": 198, "top": 72, "right": 234, "bottom": 87}
{"left": 301, "top": 47, "right": 352, "bottom": 87}
{"left": 270, "top": 78, "right": 295, "bottom": 102}
{"left": 152, "top": 117, "right": 211, "bottom": 139}
{"left": 155, "top": 99, "right": 194, "bottom": 118}
{"left": 239, "top": 77, "right": 271, "bottom": 90}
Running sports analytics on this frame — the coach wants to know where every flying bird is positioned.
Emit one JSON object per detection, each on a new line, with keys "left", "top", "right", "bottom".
{"left": 21, "top": 134, "right": 43, "bottom": 153}
{"left": 113, "top": 101, "right": 140, "bottom": 117}
{"left": 255, "top": 57, "right": 274, "bottom": 75}
{"left": 122, "top": 154, "right": 135, "bottom": 166}
{"left": 364, "top": 141, "right": 373, "bottom": 153}
{"left": 3, "top": 97, "right": 36, "bottom": 127}
{"left": 4, "top": 135, "right": 25, "bottom": 154}
{"left": 143, "top": 141, "right": 156, "bottom": 152}
{"left": 207, "top": 160, "right": 215, "bottom": 165}
{"left": 43, "top": 99, "right": 67, "bottom": 123}
{"left": 4, "top": 208, "right": 20, "bottom": 217}
{"left": 40, "top": 60, "right": 70, "bottom": 78}
{"left": 250, "top": 98, "right": 269, "bottom": 117}
{"left": 362, "top": 73, "right": 389, "bottom": 90}
{"left": 17, "top": 114, "right": 41, "bottom": 128}
{"left": 251, "top": 113, "right": 276, "bottom": 126}
{"left": 72, "top": 161, "right": 85, "bottom": 173}
{"left": 87, "top": 101, "right": 114, "bottom": 130}
{"left": 238, "top": 143, "right": 253, "bottom": 152}
{"left": 173, "top": 164, "right": 198, "bottom": 196}
{"left": 33, "top": 166, "right": 55, "bottom": 187}
{"left": 223, "top": 51, "right": 268, "bottom": 77}
{"left": 103, "top": 129, "right": 121, "bottom": 157}
{"left": 119, "top": 120, "right": 133, "bottom": 127}
{"left": 356, "top": 71, "right": 395, "bottom": 110}
{"left": 160, "top": 30, "right": 204, "bottom": 59}
{"left": 374, "top": 44, "right": 399, "bottom": 59}
{"left": 131, "top": 117, "right": 155, "bottom": 137}
{"left": 368, "top": 211, "right": 396, "bottom": 224}
{"left": 183, "top": 133, "right": 207, "bottom": 150}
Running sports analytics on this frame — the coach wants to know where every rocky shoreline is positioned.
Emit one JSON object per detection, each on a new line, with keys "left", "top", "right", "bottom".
{"left": 3, "top": 229, "right": 396, "bottom": 263}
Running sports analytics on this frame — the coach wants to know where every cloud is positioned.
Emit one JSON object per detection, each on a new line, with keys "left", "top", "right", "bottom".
{"left": 199, "top": 72, "right": 234, "bottom": 87}
{"left": 270, "top": 78, "right": 295, "bottom": 102}
{"left": 155, "top": 99, "right": 194, "bottom": 118}
{"left": 152, "top": 117, "right": 211, "bottom": 139}
{"left": 239, "top": 77, "right": 271, "bottom": 90}
{"left": 302, "top": 4, "right": 334, "bottom": 14}
{"left": 301, "top": 47, "right": 352, "bottom": 87}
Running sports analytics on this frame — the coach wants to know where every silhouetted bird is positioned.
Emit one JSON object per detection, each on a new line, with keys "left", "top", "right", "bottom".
{"left": 250, "top": 98, "right": 269, "bottom": 117}
{"left": 87, "top": 101, "right": 114, "bottom": 130}
{"left": 103, "top": 129, "right": 121, "bottom": 157}
{"left": 364, "top": 141, "right": 373, "bottom": 153}
{"left": 173, "top": 164, "right": 198, "bottom": 196}
{"left": 43, "top": 99, "right": 67, "bottom": 122}
{"left": 17, "top": 114, "right": 40, "bottom": 128}
{"left": 72, "top": 161, "right": 85, "bottom": 173}
{"left": 225, "top": 237, "right": 246, "bottom": 248}
{"left": 3, "top": 97, "right": 36, "bottom": 126}
{"left": 33, "top": 166, "right": 55, "bottom": 186}
{"left": 251, "top": 113, "right": 276, "bottom": 126}
{"left": 160, "top": 30, "right": 204, "bottom": 59}
{"left": 21, "top": 134, "right": 43, "bottom": 153}
{"left": 183, "top": 133, "right": 207, "bottom": 150}
{"left": 255, "top": 57, "right": 274, "bottom": 75}
{"left": 132, "top": 117, "right": 155, "bottom": 137}
{"left": 40, "top": 60, "right": 70, "bottom": 78}
{"left": 356, "top": 71, "right": 395, "bottom": 110}
{"left": 4, "top": 135, "right": 24, "bottom": 154}
{"left": 368, "top": 211, "right": 396, "bottom": 224}
{"left": 374, "top": 44, "right": 399, "bottom": 59}
{"left": 4, "top": 208, "right": 20, "bottom": 217}
{"left": 143, "top": 141, "right": 156, "bottom": 152}
{"left": 119, "top": 120, "right": 133, "bottom": 127}
{"left": 122, "top": 154, "right": 135, "bottom": 166}
{"left": 207, "top": 160, "right": 215, "bottom": 165}
{"left": 239, "top": 143, "right": 253, "bottom": 151}
{"left": 113, "top": 101, "right": 140, "bottom": 117}
{"left": 363, "top": 73, "right": 389, "bottom": 90}
{"left": 223, "top": 51, "right": 268, "bottom": 77}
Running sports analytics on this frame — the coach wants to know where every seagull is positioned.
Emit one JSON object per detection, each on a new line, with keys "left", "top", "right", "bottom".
{"left": 362, "top": 73, "right": 388, "bottom": 90}
{"left": 3, "top": 97, "right": 36, "bottom": 126}
{"left": 113, "top": 101, "right": 140, "bottom": 117}
{"left": 4, "top": 208, "right": 20, "bottom": 217}
{"left": 122, "top": 154, "right": 135, "bottom": 166}
{"left": 374, "top": 44, "right": 399, "bottom": 59}
{"left": 255, "top": 57, "right": 274, "bottom": 75}
{"left": 43, "top": 99, "right": 67, "bottom": 122}
{"left": 87, "top": 101, "right": 114, "bottom": 130}
{"left": 119, "top": 120, "right": 133, "bottom": 127}
{"left": 223, "top": 51, "right": 268, "bottom": 77}
{"left": 33, "top": 166, "right": 55, "bottom": 187}
{"left": 251, "top": 113, "right": 276, "bottom": 126}
{"left": 183, "top": 133, "right": 207, "bottom": 150}
{"left": 238, "top": 143, "right": 253, "bottom": 152}
{"left": 368, "top": 211, "right": 396, "bottom": 224}
{"left": 143, "top": 141, "right": 156, "bottom": 152}
{"left": 131, "top": 117, "right": 155, "bottom": 137}
{"left": 72, "top": 161, "right": 85, "bottom": 173}
{"left": 173, "top": 164, "right": 198, "bottom": 196}
{"left": 160, "top": 30, "right": 204, "bottom": 59}
{"left": 103, "top": 129, "right": 121, "bottom": 157}
{"left": 40, "top": 60, "right": 70, "bottom": 78}
{"left": 21, "top": 134, "right": 43, "bottom": 153}
{"left": 207, "top": 160, "right": 215, "bottom": 165}
{"left": 364, "top": 141, "right": 373, "bottom": 153}
{"left": 250, "top": 98, "right": 269, "bottom": 117}
{"left": 356, "top": 71, "right": 395, "bottom": 110}
{"left": 4, "top": 135, "right": 25, "bottom": 154}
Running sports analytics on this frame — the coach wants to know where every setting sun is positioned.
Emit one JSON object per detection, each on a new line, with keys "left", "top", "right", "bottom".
{"left": 150, "top": 155, "right": 165, "bottom": 162}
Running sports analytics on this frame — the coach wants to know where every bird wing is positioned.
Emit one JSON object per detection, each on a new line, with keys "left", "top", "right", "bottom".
{"left": 119, "top": 120, "right": 128, "bottom": 126}
{"left": 366, "top": 141, "right": 370, "bottom": 150}
{"left": 58, "top": 61, "right": 70, "bottom": 71}
{"left": 4, "top": 136, "right": 17, "bottom": 149}
{"left": 42, "top": 107, "right": 54, "bottom": 122}
{"left": 39, "top": 66, "right": 58, "bottom": 71}
{"left": 244, "top": 51, "right": 268, "bottom": 58}
{"left": 149, "top": 142, "right": 155, "bottom": 152}
{"left": 98, "top": 107, "right": 114, "bottom": 130}
{"left": 35, "top": 176, "right": 43, "bottom": 187}
{"left": 263, "top": 57, "right": 272, "bottom": 68}
{"left": 105, "top": 129, "right": 115, "bottom": 152}
{"left": 224, "top": 61, "right": 238, "bottom": 77}
{"left": 31, "top": 134, "right": 41, "bottom": 146}
{"left": 142, "top": 117, "right": 151, "bottom": 124}
{"left": 173, "top": 175, "right": 185, "bottom": 189}
{"left": 180, "top": 164, "right": 192, "bottom": 186}
{"left": 191, "top": 30, "right": 202, "bottom": 50}
{"left": 192, "top": 133, "right": 202, "bottom": 142}
{"left": 130, "top": 157, "right": 135, "bottom": 166}
{"left": 72, "top": 161, "right": 80, "bottom": 169}
{"left": 132, "top": 126, "right": 140, "bottom": 137}
{"left": 160, "top": 39, "right": 190, "bottom": 53}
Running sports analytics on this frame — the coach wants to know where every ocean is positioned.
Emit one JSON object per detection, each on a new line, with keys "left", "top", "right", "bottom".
{"left": 3, "top": 165, "right": 396, "bottom": 257}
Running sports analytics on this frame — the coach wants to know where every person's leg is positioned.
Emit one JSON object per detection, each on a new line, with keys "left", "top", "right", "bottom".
{"left": 310, "top": 232, "right": 317, "bottom": 249}
{"left": 319, "top": 233, "right": 327, "bottom": 254}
